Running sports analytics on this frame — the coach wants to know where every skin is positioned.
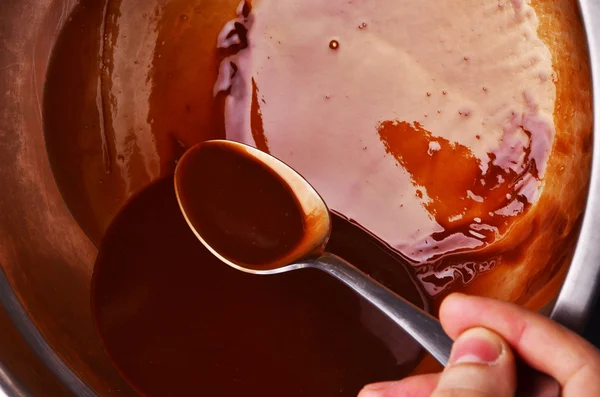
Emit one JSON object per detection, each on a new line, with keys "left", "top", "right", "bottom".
{"left": 358, "top": 293, "right": 600, "bottom": 397}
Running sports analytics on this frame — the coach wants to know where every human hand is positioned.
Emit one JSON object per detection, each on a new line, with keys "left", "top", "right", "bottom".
{"left": 358, "top": 293, "right": 600, "bottom": 397}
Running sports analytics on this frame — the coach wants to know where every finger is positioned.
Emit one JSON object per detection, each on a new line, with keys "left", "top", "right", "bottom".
{"left": 431, "top": 327, "right": 516, "bottom": 397}
{"left": 358, "top": 373, "right": 440, "bottom": 397}
{"left": 440, "top": 293, "right": 600, "bottom": 392}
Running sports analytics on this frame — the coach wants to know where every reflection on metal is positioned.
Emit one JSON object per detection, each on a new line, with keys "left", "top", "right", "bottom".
{"left": 0, "top": 268, "right": 96, "bottom": 397}
{"left": 0, "top": 364, "right": 28, "bottom": 397}
{"left": 550, "top": 0, "right": 600, "bottom": 332}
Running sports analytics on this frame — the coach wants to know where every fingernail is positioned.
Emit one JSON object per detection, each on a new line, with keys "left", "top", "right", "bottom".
{"left": 358, "top": 381, "right": 397, "bottom": 397}
{"left": 449, "top": 328, "right": 503, "bottom": 366}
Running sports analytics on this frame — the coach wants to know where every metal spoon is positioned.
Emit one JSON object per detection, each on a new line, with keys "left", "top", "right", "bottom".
{"left": 174, "top": 140, "right": 561, "bottom": 397}
{"left": 174, "top": 139, "right": 453, "bottom": 365}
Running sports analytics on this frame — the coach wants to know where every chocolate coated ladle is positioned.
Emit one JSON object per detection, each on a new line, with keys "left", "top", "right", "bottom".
{"left": 174, "top": 139, "right": 452, "bottom": 364}
{"left": 174, "top": 140, "right": 559, "bottom": 396}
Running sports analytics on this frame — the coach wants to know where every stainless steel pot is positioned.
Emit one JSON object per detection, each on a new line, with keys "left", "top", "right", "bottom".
{"left": 0, "top": 0, "right": 599, "bottom": 396}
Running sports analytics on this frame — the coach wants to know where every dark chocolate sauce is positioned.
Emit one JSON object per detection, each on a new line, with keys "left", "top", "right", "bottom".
{"left": 44, "top": 0, "right": 571, "bottom": 393}
{"left": 92, "top": 177, "right": 424, "bottom": 396}
{"left": 175, "top": 142, "right": 306, "bottom": 269}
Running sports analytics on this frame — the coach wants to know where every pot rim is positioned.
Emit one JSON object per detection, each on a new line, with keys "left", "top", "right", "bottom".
{"left": 550, "top": 0, "right": 600, "bottom": 331}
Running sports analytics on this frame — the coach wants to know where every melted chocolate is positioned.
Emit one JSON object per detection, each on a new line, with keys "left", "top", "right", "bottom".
{"left": 92, "top": 177, "right": 424, "bottom": 396}
{"left": 175, "top": 143, "right": 305, "bottom": 268}
{"left": 42, "top": 0, "right": 574, "bottom": 393}
{"left": 211, "top": 0, "right": 559, "bottom": 296}
{"left": 44, "top": 0, "right": 560, "bottom": 300}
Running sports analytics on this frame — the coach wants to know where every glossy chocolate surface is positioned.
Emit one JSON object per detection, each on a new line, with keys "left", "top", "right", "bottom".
{"left": 92, "top": 177, "right": 424, "bottom": 396}
{"left": 175, "top": 142, "right": 306, "bottom": 269}
{"left": 45, "top": 0, "right": 564, "bottom": 298}
{"left": 28, "top": 0, "right": 592, "bottom": 394}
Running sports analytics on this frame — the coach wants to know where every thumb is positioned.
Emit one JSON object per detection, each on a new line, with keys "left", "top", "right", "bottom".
{"left": 432, "top": 327, "right": 516, "bottom": 397}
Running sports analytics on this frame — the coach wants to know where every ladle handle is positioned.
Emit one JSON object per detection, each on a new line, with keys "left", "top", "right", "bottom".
{"left": 311, "top": 252, "right": 453, "bottom": 365}
{"left": 311, "top": 253, "right": 561, "bottom": 397}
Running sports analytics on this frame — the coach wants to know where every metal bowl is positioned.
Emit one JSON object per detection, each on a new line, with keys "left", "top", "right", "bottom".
{"left": 0, "top": 0, "right": 599, "bottom": 395}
